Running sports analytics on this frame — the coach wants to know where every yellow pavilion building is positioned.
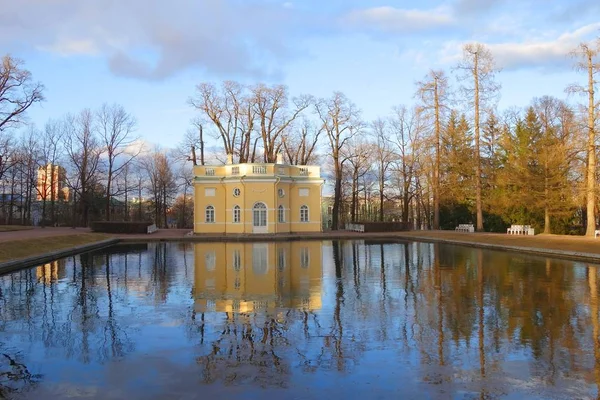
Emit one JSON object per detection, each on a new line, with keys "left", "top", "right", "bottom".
{"left": 193, "top": 242, "right": 323, "bottom": 313}
{"left": 193, "top": 155, "right": 324, "bottom": 234}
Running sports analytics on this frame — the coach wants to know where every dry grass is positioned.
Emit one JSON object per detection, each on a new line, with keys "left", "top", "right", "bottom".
{"left": 0, "top": 233, "right": 111, "bottom": 264}
{"left": 0, "top": 225, "right": 34, "bottom": 232}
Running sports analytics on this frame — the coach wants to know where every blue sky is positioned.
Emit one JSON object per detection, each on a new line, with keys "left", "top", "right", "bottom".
{"left": 2, "top": 0, "right": 599, "bottom": 149}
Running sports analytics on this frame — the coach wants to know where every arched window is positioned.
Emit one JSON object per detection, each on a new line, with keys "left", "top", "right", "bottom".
{"left": 233, "top": 205, "right": 241, "bottom": 223}
{"left": 278, "top": 205, "right": 285, "bottom": 223}
{"left": 300, "top": 205, "right": 309, "bottom": 223}
{"left": 205, "top": 205, "right": 215, "bottom": 223}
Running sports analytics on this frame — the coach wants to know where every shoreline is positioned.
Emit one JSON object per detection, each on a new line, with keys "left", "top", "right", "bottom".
{"left": 2, "top": 229, "right": 600, "bottom": 273}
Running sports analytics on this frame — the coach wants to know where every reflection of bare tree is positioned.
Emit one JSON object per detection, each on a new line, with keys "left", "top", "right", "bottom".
{"left": 196, "top": 312, "right": 291, "bottom": 387}
{"left": 0, "top": 351, "right": 41, "bottom": 398}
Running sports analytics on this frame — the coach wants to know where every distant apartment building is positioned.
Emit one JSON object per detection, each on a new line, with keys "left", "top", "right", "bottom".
{"left": 37, "top": 164, "right": 69, "bottom": 201}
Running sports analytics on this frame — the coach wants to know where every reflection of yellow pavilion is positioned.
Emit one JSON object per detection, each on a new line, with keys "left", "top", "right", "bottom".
{"left": 35, "top": 259, "right": 65, "bottom": 285}
{"left": 193, "top": 242, "right": 322, "bottom": 313}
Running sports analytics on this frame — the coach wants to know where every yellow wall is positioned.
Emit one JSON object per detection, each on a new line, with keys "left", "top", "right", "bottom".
{"left": 193, "top": 241, "right": 323, "bottom": 312}
{"left": 193, "top": 162, "right": 323, "bottom": 234}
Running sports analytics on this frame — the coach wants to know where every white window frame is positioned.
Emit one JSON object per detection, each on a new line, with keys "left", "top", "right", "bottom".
{"left": 300, "top": 247, "right": 310, "bottom": 269}
{"left": 300, "top": 205, "right": 309, "bottom": 223}
{"left": 253, "top": 202, "right": 267, "bottom": 227}
{"left": 278, "top": 205, "right": 285, "bottom": 223}
{"left": 205, "top": 205, "right": 215, "bottom": 223}
{"left": 233, "top": 205, "right": 241, "bottom": 223}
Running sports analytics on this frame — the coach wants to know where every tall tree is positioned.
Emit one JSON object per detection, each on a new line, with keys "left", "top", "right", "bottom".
{"left": 316, "top": 92, "right": 361, "bottom": 230}
{"left": 143, "top": 149, "right": 177, "bottom": 228}
{"left": 389, "top": 106, "right": 426, "bottom": 225}
{"left": 250, "top": 83, "right": 311, "bottom": 162}
{"left": 189, "top": 81, "right": 255, "bottom": 162}
{"left": 371, "top": 118, "right": 395, "bottom": 221}
{"left": 97, "top": 103, "right": 138, "bottom": 221}
{"left": 63, "top": 110, "right": 103, "bottom": 227}
{"left": 568, "top": 39, "right": 600, "bottom": 236}
{"left": 282, "top": 119, "right": 323, "bottom": 165}
{"left": 416, "top": 70, "right": 450, "bottom": 229}
{"left": 533, "top": 97, "right": 578, "bottom": 233}
{"left": 456, "top": 43, "right": 500, "bottom": 231}
{"left": 343, "top": 138, "right": 372, "bottom": 222}
{"left": 0, "top": 55, "right": 44, "bottom": 132}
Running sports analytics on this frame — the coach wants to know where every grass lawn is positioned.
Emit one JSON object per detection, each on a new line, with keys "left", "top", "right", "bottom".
{"left": 0, "top": 233, "right": 111, "bottom": 264}
{"left": 0, "top": 225, "right": 34, "bottom": 232}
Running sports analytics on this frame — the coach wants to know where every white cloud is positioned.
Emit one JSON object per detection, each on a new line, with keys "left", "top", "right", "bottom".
{"left": 0, "top": 0, "right": 311, "bottom": 80}
{"left": 37, "top": 38, "right": 99, "bottom": 56}
{"left": 436, "top": 23, "right": 600, "bottom": 71}
{"left": 342, "top": 6, "right": 454, "bottom": 33}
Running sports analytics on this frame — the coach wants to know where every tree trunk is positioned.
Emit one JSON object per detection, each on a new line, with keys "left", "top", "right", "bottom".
{"left": 332, "top": 166, "right": 342, "bottom": 230}
{"left": 586, "top": 50, "right": 596, "bottom": 237}
{"left": 105, "top": 163, "right": 112, "bottom": 221}
{"left": 433, "top": 78, "right": 441, "bottom": 230}
{"left": 474, "top": 53, "right": 484, "bottom": 232}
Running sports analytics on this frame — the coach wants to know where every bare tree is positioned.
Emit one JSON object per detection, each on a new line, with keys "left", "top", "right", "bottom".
{"left": 189, "top": 81, "right": 255, "bottom": 162}
{"left": 390, "top": 106, "right": 426, "bottom": 225}
{"left": 18, "top": 127, "right": 40, "bottom": 224}
{"left": 371, "top": 118, "right": 396, "bottom": 221}
{"left": 416, "top": 70, "right": 450, "bottom": 229}
{"left": 455, "top": 43, "right": 500, "bottom": 231}
{"left": 316, "top": 92, "right": 362, "bottom": 230}
{"left": 36, "top": 119, "right": 64, "bottom": 225}
{"left": 567, "top": 39, "right": 600, "bottom": 236}
{"left": 342, "top": 138, "right": 372, "bottom": 222}
{"left": 97, "top": 103, "right": 138, "bottom": 221}
{"left": 0, "top": 55, "right": 44, "bottom": 132}
{"left": 282, "top": 118, "right": 323, "bottom": 165}
{"left": 251, "top": 83, "right": 312, "bottom": 162}
{"left": 142, "top": 149, "right": 177, "bottom": 228}
{"left": 63, "top": 110, "right": 103, "bottom": 227}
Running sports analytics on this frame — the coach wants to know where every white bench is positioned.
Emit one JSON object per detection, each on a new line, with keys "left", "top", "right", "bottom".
{"left": 455, "top": 224, "right": 474, "bottom": 233}
{"left": 507, "top": 225, "right": 534, "bottom": 235}
{"left": 345, "top": 223, "right": 364, "bottom": 232}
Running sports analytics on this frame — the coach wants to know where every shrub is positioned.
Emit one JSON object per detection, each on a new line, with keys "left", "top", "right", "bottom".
{"left": 90, "top": 221, "right": 154, "bottom": 234}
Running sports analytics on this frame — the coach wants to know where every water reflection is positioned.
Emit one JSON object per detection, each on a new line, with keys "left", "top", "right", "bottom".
{"left": 0, "top": 241, "right": 598, "bottom": 399}
{"left": 193, "top": 242, "right": 322, "bottom": 312}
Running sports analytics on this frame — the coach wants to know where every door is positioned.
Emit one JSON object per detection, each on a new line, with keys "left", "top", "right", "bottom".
{"left": 252, "top": 202, "right": 268, "bottom": 233}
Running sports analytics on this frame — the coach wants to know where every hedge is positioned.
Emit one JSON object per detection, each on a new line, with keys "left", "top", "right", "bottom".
{"left": 90, "top": 221, "right": 154, "bottom": 234}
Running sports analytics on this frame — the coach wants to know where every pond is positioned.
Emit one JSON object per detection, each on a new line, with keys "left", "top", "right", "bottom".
{"left": 0, "top": 240, "right": 599, "bottom": 399}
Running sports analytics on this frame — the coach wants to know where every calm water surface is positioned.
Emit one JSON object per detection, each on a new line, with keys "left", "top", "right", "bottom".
{"left": 0, "top": 240, "right": 599, "bottom": 399}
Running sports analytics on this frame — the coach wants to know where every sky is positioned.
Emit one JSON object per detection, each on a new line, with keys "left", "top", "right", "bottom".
{"left": 2, "top": 0, "right": 599, "bottom": 150}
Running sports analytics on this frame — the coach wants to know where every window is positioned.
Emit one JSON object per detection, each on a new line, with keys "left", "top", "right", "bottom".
{"left": 278, "top": 205, "right": 285, "bottom": 223}
{"left": 205, "top": 205, "right": 215, "bottom": 223}
{"left": 205, "top": 251, "right": 216, "bottom": 271}
{"left": 278, "top": 188, "right": 285, "bottom": 198}
{"left": 278, "top": 248, "right": 286, "bottom": 272}
{"left": 300, "top": 247, "right": 310, "bottom": 269}
{"left": 252, "top": 165, "right": 267, "bottom": 174}
{"left": 233, "top": 187, "right": 241, "bottom": 197}
{"left": 233, "top": 250, "right": 241, "bottom": 272}
{"left": 300, "top": 205, "right": 309, "bottom": 222}
{"left": 205, "top": 168, "right": 215, "bottom": 176}
{"left": 233, "top": 205, "right": 241, "bottom": 223}
{"left": 253, "top": 202, "right": 267, "bottom": 227}
{"left": 231, "top": 166, "right": 240, "bottom": 175}
{"left": 252, "top": 244, "right": 268, "bottom": 274}
{"left": 299, "top": 188, "right": 309, "bottom": 197}
{"left": 205, "top": 188, "right": 215, "bottom": 197}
